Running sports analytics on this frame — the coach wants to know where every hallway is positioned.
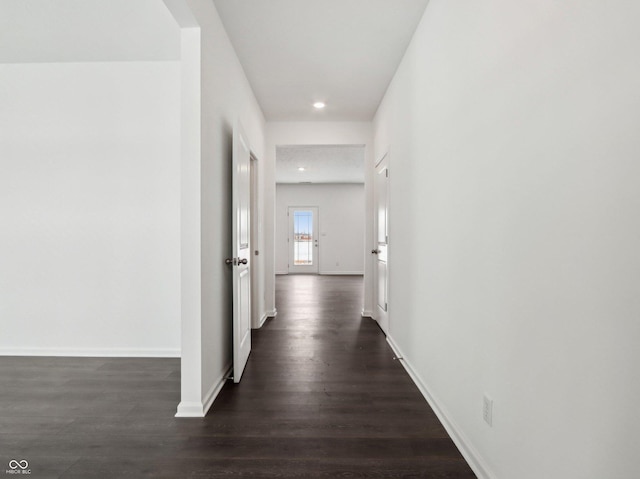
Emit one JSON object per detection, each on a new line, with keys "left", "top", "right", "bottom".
{"left": 211, "top": 274, "right": 476, "bottom": 476}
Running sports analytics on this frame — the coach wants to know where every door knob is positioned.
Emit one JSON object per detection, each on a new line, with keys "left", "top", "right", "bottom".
{"left": 238, "top": 258, "right": 248, "bottom": 265}
{"left": 225, "top": 258, "right": 235, "bottom": 265}
{"left": 371, "top": 249, "right": 379, "bottom": 254}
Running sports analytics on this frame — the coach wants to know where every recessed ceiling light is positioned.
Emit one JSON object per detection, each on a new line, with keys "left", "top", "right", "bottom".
{"left": 313, "top": 102, "right": 326, "bottom": 109}
{"left": 298, "top": 167, "right": 306, "bottom": 171}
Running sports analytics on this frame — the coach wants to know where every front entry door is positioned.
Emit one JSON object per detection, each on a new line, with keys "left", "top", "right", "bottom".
{"left": 374, "top": 154, "right": 389, "bottom": 334}
{"left": 231, "top": 121, "right": 252, "bottom": 383}
{"left": 288, "top": 207, "right": 319, "bottom": 274}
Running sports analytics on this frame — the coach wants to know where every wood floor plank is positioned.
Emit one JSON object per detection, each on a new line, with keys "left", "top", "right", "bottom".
{"left": 0, "top": 275, "right": 475, "bottom": 478}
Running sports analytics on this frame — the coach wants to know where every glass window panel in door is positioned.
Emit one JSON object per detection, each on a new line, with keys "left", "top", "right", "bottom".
{"left": 294, "top": 210, "right": 313, "bottom": 265}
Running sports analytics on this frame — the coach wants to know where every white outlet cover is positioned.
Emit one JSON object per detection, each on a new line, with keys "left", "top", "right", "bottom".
{"left": 483, "top": 394, "right": 493, "bottom": 427}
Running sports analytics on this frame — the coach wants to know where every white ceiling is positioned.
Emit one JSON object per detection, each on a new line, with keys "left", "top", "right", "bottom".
{"left": 1, "top": 0, "right": 429, "bottom": 119}
{"left": 276, "top": 145, "right": 365, "bottom": 184}
{"left": 213, "top": 0, "right": 430, "bottom": 121}
{"left": 0, "top": 0, "right": 180, "bottom": 63}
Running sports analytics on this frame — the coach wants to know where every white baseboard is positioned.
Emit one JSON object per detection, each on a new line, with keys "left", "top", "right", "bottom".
{"left": 252, "top": 311, "right": 277, "bottom": 331}
{"left": 361, "top": 310, "right": 373, "bottom": 318}
{"left": 257, "top": 313, "right": 269, "bottom": 328}
{"left": 320, "top": 271, "right": 364, "bottom": 276}
{"left": 252, "top": 311, "right": 269, "bottom": 329}
{"left": 175, "top": 362, "right": 232, "bottom": 418}
{"left": 386, "top": 336, "right": 494, "bottom": 479}
{"left": 175, "top": 401, "right": 206, "bottom": 417}
{"left": 202, "top": 362, "right": 232, "bottom": 416}
{"left": 0, "top": 347, "right": 180, "bottom": 358}
{"left": 277, "top": 272, "right": 364, "bottom": 276}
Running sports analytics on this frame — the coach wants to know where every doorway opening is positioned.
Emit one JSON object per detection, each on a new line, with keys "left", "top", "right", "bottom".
{"left": 275, "top": 144, "right": 366, "bottom": 281}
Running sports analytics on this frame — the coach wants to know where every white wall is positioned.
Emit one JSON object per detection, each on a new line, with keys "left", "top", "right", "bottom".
{"left": 374, "top": 1, "right": 640, "bottom": 478}
{"left": 0, "top": 0, "right": 180, "bottom": 63}
{"left": 175, "top": 0, "right": 266, "bottom": 417}
{"left": 275, "top": 184, "right": 365, "bottom": 275}
{"left": 0, "top": 61, "right": 181, "bottom": 356}
{"left": 265, "top": 122, "right": 374, "bottom": 316}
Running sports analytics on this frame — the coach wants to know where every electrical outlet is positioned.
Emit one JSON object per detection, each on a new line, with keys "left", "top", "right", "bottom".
{"left": 483, "top": 394, "right": 493, "bottom": 427}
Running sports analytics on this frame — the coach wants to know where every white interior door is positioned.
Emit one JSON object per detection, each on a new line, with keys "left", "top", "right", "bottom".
{"left": 374, "top": 154, "right": 389, "bottom": 334}
{"left": 230, "top": 121, "right": 251, "bottom": 383}
{"left": 288, "top": 207, "right": 319, "bottom": 274}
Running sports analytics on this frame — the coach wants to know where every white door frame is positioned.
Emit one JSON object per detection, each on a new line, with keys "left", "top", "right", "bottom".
{"left": 373, "top": 153, "right": 389, "bottom": 334}
{"left": 250, "top": 155, "right": 264, "bottom": 329}
{"left": 288, "top": 206, "right": 319, "bottom": 274}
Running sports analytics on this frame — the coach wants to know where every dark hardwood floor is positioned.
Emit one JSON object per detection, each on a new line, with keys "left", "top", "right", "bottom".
{"left": 0, "top": 275, "right": 475, "bottom": 478}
